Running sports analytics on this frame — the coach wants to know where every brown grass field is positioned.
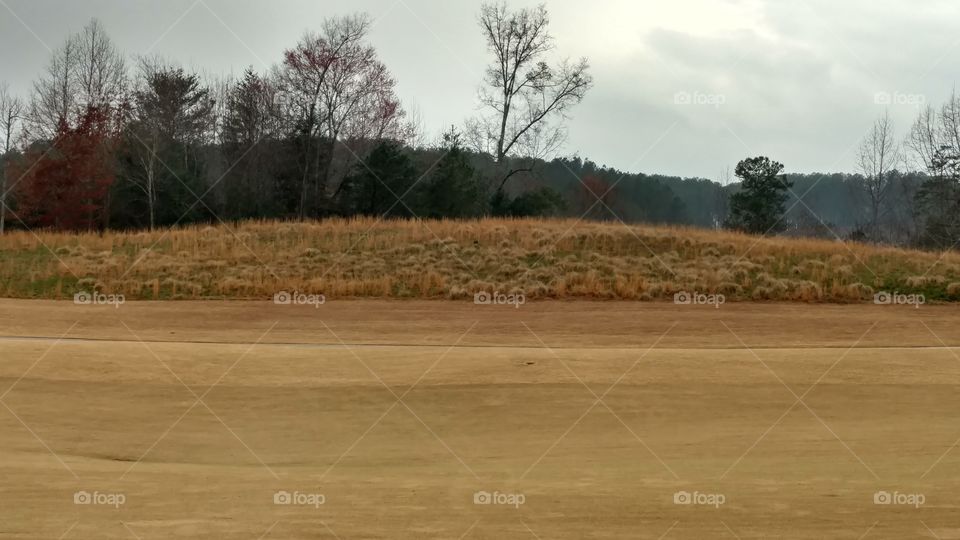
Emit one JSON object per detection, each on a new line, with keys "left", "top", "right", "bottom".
{"left": 2, "top": 299, "right": 960, "bottom": 538}
{"left": 2, "top": 218, "right": 960, "bottom": 302}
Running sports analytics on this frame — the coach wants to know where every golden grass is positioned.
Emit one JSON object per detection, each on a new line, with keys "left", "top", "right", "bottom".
{"left": 1, "top": 217, "right": 959, "bottom": 302}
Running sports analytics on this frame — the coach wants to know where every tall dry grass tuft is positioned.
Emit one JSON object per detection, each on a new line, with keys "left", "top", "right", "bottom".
{"left": 1, "top": 217, "right": 958, "bottom": 302}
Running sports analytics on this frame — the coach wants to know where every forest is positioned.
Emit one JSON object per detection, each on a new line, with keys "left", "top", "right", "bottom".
{"left": 0, "top": 4, "right": 957, "bottom": 252}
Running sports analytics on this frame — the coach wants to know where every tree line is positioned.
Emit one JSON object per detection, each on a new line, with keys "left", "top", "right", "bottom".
{"left": 718, "top": 100, "right": 960, "bottom": 251}
{"left": 0, "top": 5, "right": 592, "bottom": 233}
{"left": 0, "top": 3, "right": 958, "bottom": 253}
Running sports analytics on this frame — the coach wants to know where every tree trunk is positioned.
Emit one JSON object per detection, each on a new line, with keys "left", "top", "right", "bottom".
{"left": 102, "top": 188, "right": 111, "bottom": 231}
{"left": 147, "top": 149, "right": 157, "bottom": 231}
{"left": 0, "top": 171, "right": 6, "bottom": 234}
{"left": 1, "top": 129, "right": 9, "bottom": 234}
{"left": 0, "top": 156, "right": 6, "bottom": 234}
{"left": 298, "top": 96, "right": 321, "bottom": 220}
{"left": 496, "top": 95, "right": 510, "bottom": 164}
{"left": 317, "top": 136, "right": 337, "bottom": 214}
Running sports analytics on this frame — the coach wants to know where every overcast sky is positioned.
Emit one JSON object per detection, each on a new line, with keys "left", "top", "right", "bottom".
{"left": 2, "top": 0, "right": 959, "bottom": 179}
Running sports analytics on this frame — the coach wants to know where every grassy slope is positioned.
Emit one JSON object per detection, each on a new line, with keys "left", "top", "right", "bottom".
{"left": 1, "top": 217, "right": 959, "bottom": 302}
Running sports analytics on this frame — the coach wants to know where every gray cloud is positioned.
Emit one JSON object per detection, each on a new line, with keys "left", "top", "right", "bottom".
{"left": 1, "top": 0, "right": 958, "bottom": 179}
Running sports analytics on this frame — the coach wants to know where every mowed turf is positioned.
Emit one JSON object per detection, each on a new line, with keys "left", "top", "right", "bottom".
{"left": 1, "top": 300, "right": 960, "bottom": 538}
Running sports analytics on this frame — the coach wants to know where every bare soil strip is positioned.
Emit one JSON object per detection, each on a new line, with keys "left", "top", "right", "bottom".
{"left": 1, "top": 300, "right": 958, "bottom": 538}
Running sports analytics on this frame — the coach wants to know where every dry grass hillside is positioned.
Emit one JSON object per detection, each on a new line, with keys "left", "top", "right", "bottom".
{"left": 1, "top": 218, "right": 959, "bottom": 302}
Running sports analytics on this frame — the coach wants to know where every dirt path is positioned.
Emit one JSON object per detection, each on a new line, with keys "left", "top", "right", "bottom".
{"left": 0, "top": 300, "right": 958, "bottom": 538}
{"left": 1, "top": 299, "right": 959, "bottom": 348}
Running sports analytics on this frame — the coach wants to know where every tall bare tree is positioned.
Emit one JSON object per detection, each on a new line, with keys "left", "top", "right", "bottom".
{"left": 908, "top": 92, "right": 960, "bottom": 175}
{"left": 0, "top": 84, "right": 24, "bottom": 234}
{"left": 73, "top": 19, "right": 127, "bottom": 109}
{"left": 324, "top": 45, "right": 411, "bottom": 200}
{"left": 908, "top": 92, "right": 960, "bottom": 248}
{"left": 28, "top": 37, "right": 78, "bottom": 139}
{"left": 276, "top": 14, "right": 372, "bottom": 218}
{"left": 276, "top": 13, "right": 408, "bottom": 217}
{"left": 27, "top": 18, "right": 126, "bottom": 139}
{"left": 857, "top": 111, "right": 901, "bottom": 241}
{"left": 470, "top": 2, "right": 593, "bottom": 190}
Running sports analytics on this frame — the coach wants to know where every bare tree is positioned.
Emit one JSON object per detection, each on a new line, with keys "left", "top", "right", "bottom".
{"left": 908, "top": 92, "right": 960, "bottom": 248}
{"left": 857, "top": 111, "right": 901, "bottom": 241}
{"left": 403, "top": 102, "right": 428, "bottom": 150}
{"left": 28, "top": 37, "right": 78, "bottom": 139}
{"left": 27, "top": 18, "right": 126, "bottom": 139}
{"left": 331, "top": 53, "right": 411, "bottom": 197}
{"left": 276, "top": 14, "right": 373, "bottom": 217}
{"left": 73, "top": 19, "right": 127, "bottom": 108}
{"left": 908, "top": 104, "right": 940, "bottom": 173}
{"left": 0, "top": 84, "right": 24, "bottom": 233}
{"left": 470, "top": 2, "right": 593, "bottom": 190}
{"left": 276, "top": 13, "right": 408, "bottom": 216}
{"left": 910, "top": 94, "right": 960, "bottom": 182}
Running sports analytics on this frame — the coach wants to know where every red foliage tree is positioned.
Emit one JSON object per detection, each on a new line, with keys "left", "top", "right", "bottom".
{"left": 14, "top": 105, "right": 116, "bottom": 231}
